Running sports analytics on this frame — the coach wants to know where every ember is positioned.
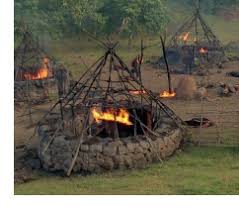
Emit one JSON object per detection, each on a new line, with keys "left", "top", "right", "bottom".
{"left": 91, "top": 108, "right": 133, "bottom": 126}
{"left": 199, "top": 47, "right": 208, "bottom": 54}
{"left": 160, "top": 90, "right": 176, "bottom": 98}
{"left": 129, "top": 90, "right": 146, "bottom": 95}
{"left": 179, "top": 32, "right": 190, "bottom": 42}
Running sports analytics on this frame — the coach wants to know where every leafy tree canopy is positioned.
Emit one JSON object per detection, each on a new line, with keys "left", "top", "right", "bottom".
{"left": 100, "top": 0, "right": 169, "bottom": 37}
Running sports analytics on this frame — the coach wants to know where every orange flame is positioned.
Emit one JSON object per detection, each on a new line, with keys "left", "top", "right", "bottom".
{"left": 23, "top": 68, "right": 49, "bottom": 80}
{"left": 199, "top": 47, "right": 208, "bottom": 54}
{"left": 160, "top": 90, "right": 176, "bottom": 98}
{"left": 91, "top": 108, "right": 133, "bottom": 126}
{"left": 129, "top": 90, "right": 146, "bottom": 95}
{"left": 179, "top": 32, "right": 190, "bottom": 42}
{"left": 23, "top": 57, "right": 51, "bottom": 80}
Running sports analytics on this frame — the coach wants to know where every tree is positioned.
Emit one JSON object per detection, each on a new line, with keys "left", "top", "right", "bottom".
{"left": 14, "top": 0, "right": 170, "bottom": 43}
{"left": 14, "top": 0, "right": 48, "bottom": 39}
{"left": 100, "top": 0, "right": 169, "bottom": 40}
{"left": 60, "top": 0, "right": 105, "bottom": 35}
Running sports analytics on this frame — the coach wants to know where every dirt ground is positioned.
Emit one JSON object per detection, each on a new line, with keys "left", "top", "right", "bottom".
{"left": 14, "top": 60, "right": 239, "bottom": 183}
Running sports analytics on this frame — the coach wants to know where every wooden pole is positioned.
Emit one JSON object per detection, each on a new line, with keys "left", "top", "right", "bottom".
{"left": 160, "top": 36, "right": 173, "bottom": 94}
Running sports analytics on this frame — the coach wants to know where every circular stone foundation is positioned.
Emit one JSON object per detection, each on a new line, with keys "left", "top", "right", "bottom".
{"left": 37, "top": 114, "right": 185, "bottom": 174}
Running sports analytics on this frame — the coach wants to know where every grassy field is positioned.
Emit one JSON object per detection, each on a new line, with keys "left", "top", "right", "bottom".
{"left": 15, "top": 146, "right": 239, "bottom": 195}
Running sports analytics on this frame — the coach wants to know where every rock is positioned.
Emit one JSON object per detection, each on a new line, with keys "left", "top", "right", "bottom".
{"left": 125, "top": 142, "right": 136, "bottom": 152}
{"left": 103, "top": 144, "right": 117, "bottom": 156}
{"left": 117, "top": 145, "right": 128, "bottom": 155}
{"left": 170, "top": 129, "right": 182, "bottom": 145}
{"left": 89, "top": 144, "right": 103, "bottom": 152}
{"left": 234, "top": 85, "right": 239, "bottom": 91}
{"left": 206, "top": 82, "right": 216, "bottom": 89}
{"left": 195, "top": 87, "right": 208, "bottom": 99}
{"left": 133, "top": 153, "right": 147, "bottom": 168}
{"left": 219, "top": 82, "right": 226, "bottom": 87}
{"left": 218, "top": 87, "right": 231, "bottom": 96}
{"left": 102, "top": 157, "right": 114, "bottom": 170}
{"left": 166, "top": 138, "right": 176, "bottom": 156}
{"left": 144, "top": 151, "right": 152, "bottom": 163}
{"left": 217, "top": 63, "right": 223, "bottom": 69}
{"left": 80, "top": 144, "right": 89, "bottom": 152}
{"left": 139, "top": 141, "right": 150, "bottom": 149}
{"left": 228, "top": 84, "right": 236, "bottom": 93}
{"left": 134, "top": 145, "right": 144, "bottom": 153}
{"left": 124, "top": 156, "right": 133, "bottom": 169}
{"left": 112, "top": 156, "right": 124, "bottom": 168}
{"left": 26, "top": 158, "right": 41, "bottom": 169}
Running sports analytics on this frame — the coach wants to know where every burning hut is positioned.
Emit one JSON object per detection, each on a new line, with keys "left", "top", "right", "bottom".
{"left": 36, "top": 42, "right": 186, "bottom": 176}
{"left": 14, "top": 28, "right": 70, "bottom": 104}
{"left": 158, "top": 1, "right": 225, "bottom": 73}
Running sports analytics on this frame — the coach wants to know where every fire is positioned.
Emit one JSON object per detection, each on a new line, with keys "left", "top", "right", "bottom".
{"left": 160, "top": 90, "right": 176, "bottom": 98}
{"left": 179, "top": 32, "right": 190, "bottom": 42}
{"left": 23, "top": 57, "right": 51, "bottom": 80}
{"left": 23, "top": 68, "right": 49, "bottom": 80}
{"left": 199, "top": 47, "right": 208, "bottom": 54}
{"left": 129, "top": 90, "right": 146, "bottom": 95}
{"left": 91, "top": 108, "right": 133, "bottom": 126}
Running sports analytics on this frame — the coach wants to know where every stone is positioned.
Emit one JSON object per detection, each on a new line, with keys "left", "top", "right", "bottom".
{"left": 80, "top": 144, "right": 89, "bottom": 152}
{"left": 139, "top": 140, "right": 150, "bottom": 149}
{"left": 134, "top": 145, "right": 144, "bottom": 153}
{"left": 170, "top": 129, "right": 182, "bottom": 146}
{"left": 125, "top": 142, "right": 136, "bottom": 152}
{"left": 234, "top": 84, "right": 239, "bottom": 91}
{"left": 87, "top": 161, "right": 98, "bottom": 172}
{"left": 89, "top": 144, "right": 103, "bottom": 152}
{"left": 101, "top": 157, "right": 114, "bottom": 170}
{"left": 133, "top": 153, "right": 147, "bottom": 168}
{"left": 112, "top": 156, "right": 124, "bottom": 168}
{"left": 160, "top": 117, "right": 175, "bottom": 125}
{"left": 228, "top": 84, "right": 236, "bottom": 93}
{"left": 218, "top": 87, "right": 231, "bottom": 96}
{"left": 165, "top": 138, "right": 175, "bottom": 156}
{"left": 144, "top": 151, "right": 152, "bottom": 163}
{"left": 195, "top": 87, "right": 208, "bottom": 99}
{"left": 26, "top": 158, "right": 41, "bottom": 170}
{"left": 124, "top": 155, "right": 133, "bottom": 169}
{"left": 38, "top": 125, "right": 50, "bottom": 136}
{"left": 117, "top": 145, "right": 128, "bottom": 155}
{"left": 219, "top": 82, "right": 226, "bottom": 87}
{"left": 103, "top": 144, "right": 117, "bottom": 156}
{"left": 157, "top": 140, "right": 166, "bottom": 159}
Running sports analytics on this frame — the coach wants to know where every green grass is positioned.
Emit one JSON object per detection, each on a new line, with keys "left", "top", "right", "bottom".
{"left": 15, "top": 146, "right": 239, "bottom": 195}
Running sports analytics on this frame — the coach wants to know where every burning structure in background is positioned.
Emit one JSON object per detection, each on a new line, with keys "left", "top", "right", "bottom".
{"left": 20, "top": 57, "right": 53, "bottom": 81}
{"left": 157, "top": 3, "right": 226, "bottom": 74}
{"left": 14, "top": 28, "right": 70, "bottom": 104}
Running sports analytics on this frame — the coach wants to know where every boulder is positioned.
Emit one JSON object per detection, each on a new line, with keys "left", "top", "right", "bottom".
{"left": 195, "top": 87, "right": 208, "bottom": 99}
{"left": 228, "top": 84, "right": 236, "bottom": 93}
